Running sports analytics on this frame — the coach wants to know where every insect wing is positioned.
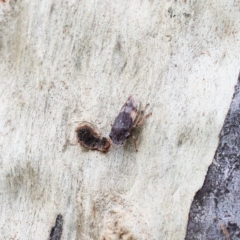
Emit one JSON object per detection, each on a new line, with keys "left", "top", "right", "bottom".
{"left": 109, "top": 96, "right": 141, "bottom": 145}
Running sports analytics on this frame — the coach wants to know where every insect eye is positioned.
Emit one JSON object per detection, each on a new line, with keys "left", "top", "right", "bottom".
{"left": 125, "top": 132, "right": 130, "bottom": 138}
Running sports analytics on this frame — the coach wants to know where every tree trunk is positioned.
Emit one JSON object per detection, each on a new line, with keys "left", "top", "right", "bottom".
{"left": 0, "top": 0, "right": 240, "bottom": 239}
{"left": 185, "top": 74, "right": 240, "bottom": 240}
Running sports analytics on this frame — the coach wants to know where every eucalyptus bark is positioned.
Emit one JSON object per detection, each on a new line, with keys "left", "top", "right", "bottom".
{"left": 0, "top": 0, "right": 240, "bottom": 239}
{"left": 186, "top": 74, "right": 240, "bottom": 240}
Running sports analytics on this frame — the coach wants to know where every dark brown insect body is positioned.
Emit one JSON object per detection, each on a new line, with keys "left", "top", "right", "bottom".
{"left": 109, "top": 96, "right": 152, "bottom": 151}
{"left": 76, "top": 122, "right": 111, "bottom": 152}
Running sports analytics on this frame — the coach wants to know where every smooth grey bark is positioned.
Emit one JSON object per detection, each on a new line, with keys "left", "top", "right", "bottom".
{"left": 185, "top": 73, "right": 240, "bottom": 240}
{"left": 1, "top": 0, "right": 240, "bottom": 239}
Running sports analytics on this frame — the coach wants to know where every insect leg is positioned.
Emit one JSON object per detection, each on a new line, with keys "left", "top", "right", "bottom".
{"left": 136, "top": 112, "right": 152, "bottom": 127}
{"left": 141, "top": 103, "right": 150, "bottom": 114}
{"left": 131, "top": 135, "right": 138, "bottom": 152}
{"left": 133, "top": 103, "right": 150, "bottom": 128}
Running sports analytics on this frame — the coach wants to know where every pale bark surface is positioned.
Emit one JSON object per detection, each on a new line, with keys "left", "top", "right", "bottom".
{"left": 0, "top": 0, "right": 240, "bottom": 239}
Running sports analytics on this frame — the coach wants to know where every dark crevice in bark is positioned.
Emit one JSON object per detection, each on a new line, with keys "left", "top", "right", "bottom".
{"left": 185, "top": 73, "right": 240, "bottom": 240}
{"left": 50, "top": 214, "right": 63, "bottom": 240}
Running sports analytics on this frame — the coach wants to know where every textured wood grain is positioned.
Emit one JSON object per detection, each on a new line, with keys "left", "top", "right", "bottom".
{"left": 186, "top": 74, "right": 240, "bottom": 240}
{"left": 50, "top": 214, "right": 63, "bottom": 240}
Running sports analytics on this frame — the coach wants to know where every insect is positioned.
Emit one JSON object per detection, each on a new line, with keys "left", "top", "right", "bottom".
{"left": 76, "top": 122, "right": 111, "bottom": 152}
{"left": 109, "top": 96, "right": 152, "bottom": 151}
